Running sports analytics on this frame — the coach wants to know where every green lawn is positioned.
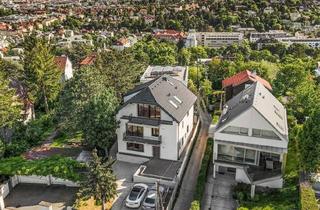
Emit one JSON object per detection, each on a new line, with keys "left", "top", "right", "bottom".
{"left": 51, "top": 132, "right": 83, "bottom": 148}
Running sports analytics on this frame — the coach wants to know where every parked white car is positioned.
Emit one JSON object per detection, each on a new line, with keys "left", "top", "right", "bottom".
{"left": 126, "top": 183, "right": 148, "bottom": 208}
{"left": 142, "top": 185, "right": 166, "bottom": 209}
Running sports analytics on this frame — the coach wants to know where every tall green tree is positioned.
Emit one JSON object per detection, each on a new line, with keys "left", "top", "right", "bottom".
{"left": 80, "top": 89, "right": 119, "bottom": 150}
{"left": 299, "top": 108, "right": 320, "bottom": 172}
{"left": 78, "top": 149, "right": 117, "bottom": 210}
{"left": 0, "top": 72, "right": 21, "bottom": 129}
{"left": 23, "top": 39, "right": 61, "bottom": 114}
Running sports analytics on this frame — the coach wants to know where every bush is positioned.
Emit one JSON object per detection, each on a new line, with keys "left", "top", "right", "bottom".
{"left": 4, "top": 114, "right": 55, "bottom": 157}
{"left": 300, "top": 183, "right": 318, "bottom": 210}
{"left": 0, "top": 156, "right": 85, "bottom": 181}
{"left": 190, "top": 200, "right": 200, "bottom": 210}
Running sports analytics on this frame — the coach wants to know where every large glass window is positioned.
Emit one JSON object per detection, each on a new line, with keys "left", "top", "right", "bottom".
{"left": 245, "top": 149, "right": 256, "bottom": 164}
{"left": 127, "top": 125, "right": 143, "bottom": 137}
{"left": 222, "top": 126, "right": 248, "bottom": 135}
{"left": 137, "top": 104, "right": 161, "bottom": 119}
{"left": 217, "top": 144, "right": 257, "bottom": 164}
{"left": 127, "top": 143, "right": 144, "bottom": 152}
{"left": 252, "top": 129, "right": 280, "bottom": 140}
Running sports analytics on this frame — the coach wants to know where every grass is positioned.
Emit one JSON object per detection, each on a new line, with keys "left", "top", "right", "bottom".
{"left": 51, "top": 132, "right": 83, "bottom": 148}
{"left": 212, "top": 114, "right": 219, "bottom": 124}
{"left": 191, "top": 138, "right": 214, "bottom": 209}
{"left": 76, "top": 197, "right": 113, "bottom": 210}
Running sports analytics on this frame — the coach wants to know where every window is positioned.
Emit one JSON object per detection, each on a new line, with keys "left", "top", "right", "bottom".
{"left": 217, "top": 144, "right": 257, "bottom": 164}
{"left": 137, "top": 104, "right": 161, "bottom": 119}
{"left": 252, "top": 129, "right": 280, "bottom": 140}
{"left": 187, "top": 125, "right": 189, "bottom": 133}
{"left": 245, "top": 149, "right": 256, "bottom": 164}
{"left": 222, "top": 126, "right": 248, "bottom": 135}
{"left": 151, "top": 128, "right": 159, "bottom": 137}
{"left": 127, "top": 142, "right": 144, "bottom": 152}
{"left": 127, "top": 125, "right": 143, "bottom": 137}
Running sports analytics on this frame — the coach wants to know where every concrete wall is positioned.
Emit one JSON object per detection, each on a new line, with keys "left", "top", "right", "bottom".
{"left": 235, "top": 168, "right": 251, "bottom": 184}
{"left": 116, "top": 153, "right": 150, "bottom": 164}
{"left": 256, "top": 177, "right": 283, "bottom": 188}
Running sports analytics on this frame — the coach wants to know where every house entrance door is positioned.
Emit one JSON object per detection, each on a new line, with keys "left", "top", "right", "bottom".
{"left": 153, "top": 146, "right": 160, "bottom": 159}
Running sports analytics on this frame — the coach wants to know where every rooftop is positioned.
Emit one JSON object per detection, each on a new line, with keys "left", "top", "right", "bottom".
{"left": 140, "top": 65, "right": 188, "bottom": 85}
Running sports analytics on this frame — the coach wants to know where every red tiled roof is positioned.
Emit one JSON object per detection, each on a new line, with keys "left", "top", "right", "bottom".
{"left": 222, "top": 70, "right": 272, "bottom": 90}
{"left": 80, "top": 53, "right": 97, "bottom": 65}
{"left": 54, "top": 56, "right": 67, "bottom": 72}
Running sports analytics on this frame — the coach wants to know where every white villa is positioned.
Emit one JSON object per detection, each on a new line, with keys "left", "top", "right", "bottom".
{"left": 116, "top": 75, "right": 197, "bottom": 164}
{"left": 213, "top": 82, "right": 288, "bottom": 189}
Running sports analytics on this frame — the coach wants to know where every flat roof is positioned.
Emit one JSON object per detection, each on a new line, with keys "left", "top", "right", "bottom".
{"left": 140, "top": 65, "right": 188, "bottom": 84}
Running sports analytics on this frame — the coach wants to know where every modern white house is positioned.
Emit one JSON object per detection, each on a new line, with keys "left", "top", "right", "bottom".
{"left": 116, "top": 75, "right": 197, "bottom": 164}
{"left": 140, "top": 65, "right": 188, "bottom": 86}
{"left": 213, "top": 82, "right": 288, "bottom": 189}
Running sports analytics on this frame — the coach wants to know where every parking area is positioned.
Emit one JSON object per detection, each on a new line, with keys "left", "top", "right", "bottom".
{"left": 112, "top": 160, "right": 140, "bottom": 210}
{"left": 4, "top": 183, "right": 78, "bottom": 210}
{"left": 111, "top": 160, "right": 173, "bottom": 210}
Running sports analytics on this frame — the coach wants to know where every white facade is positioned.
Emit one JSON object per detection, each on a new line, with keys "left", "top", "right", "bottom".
{"left": 63, "top": 56, "right": 73, "bottom": 81}
{"left": 116, "top": 103, "right": 194, "bottom": 162}
{"left": 186, "top": 31, "right": 244, "bottom": 48}
{"left": 213, "top": 82, "right": 288, "bottom": 189}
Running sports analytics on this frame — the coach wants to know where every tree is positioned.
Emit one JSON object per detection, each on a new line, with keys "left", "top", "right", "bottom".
{"left": 0, "top": 72, "right": 21, "bottom": 129}
{"left": 299, "top": 108, "right": 320, "bottom": 172}
{"left": 23, "top": 39, "right": 61, "bottom": 114}
{"left": 80, "top": 89, "right": 119, "bottom": 151}
{"left": 78, "top": 149, "right": 117, "bottom": 210}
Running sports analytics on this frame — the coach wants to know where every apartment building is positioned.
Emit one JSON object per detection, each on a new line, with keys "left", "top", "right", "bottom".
{"left": 116, "top": 75, "right": 197, "bottom": 163}
{"left": 185, "top": 31, "right": 244, "bottom": 48}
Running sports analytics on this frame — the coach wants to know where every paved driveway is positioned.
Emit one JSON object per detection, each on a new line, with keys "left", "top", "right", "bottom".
{"left": 111, "top": 161, "right": 140, "bottom": 210}
{"left": 202, "top": 172, "right": 237, "bottom": 210}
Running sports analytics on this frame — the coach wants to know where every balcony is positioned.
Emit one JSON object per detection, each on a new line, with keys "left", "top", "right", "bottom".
{"left": 123, "top": 132, "right": 162, "bottom": 145}
{"left": 121, "top": 115, "right": 173, "bottom": 126}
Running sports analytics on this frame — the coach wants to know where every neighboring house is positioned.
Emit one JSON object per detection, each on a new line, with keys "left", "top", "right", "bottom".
{"left": 249, "top": 30, "right": 290, "bottom": 42}
{"left": 154, "top": 29, "right": 185, "bottom": 43}
{"left": 222, "top": 70, "right": 272, "bottom": 102}
{"left": 213, "top": 82, "right": 288, "bottom": 189}
{"left": 79, "top": 52, "right": 97, "bottom": 66}
{"left": 116, "top": 75, "right": 197, "bottom": 163}
{"left": 111, "top": 35, "right": 137, "bottom": 51}
{"left": 315, "top": 61, "right": 320, "bottom": 77}
{"left": 54, "top": 55, "right": 73, "bottom": 81}
{"left": 140, "top": 65, "right": 188, "bottom": 86}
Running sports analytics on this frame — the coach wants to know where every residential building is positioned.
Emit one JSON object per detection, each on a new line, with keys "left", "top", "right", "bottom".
{"left": 185, "top": 31, "right": 244, "bottom": 48}
{"left": 54, "top": 55, "right": 73, "bottom": 81}
{"left": 154, "top": 29, "right": 185, "bottom": 43}
{"left": 222, "top": 70, "right": 272, "bottom": 102}
{"left": 213, "top": 82, "right": 288, "bottom": 189}
{"left": 79, "top": 52, "right": 97, "bottom": 66}
{"left": 280, "top": 37, "right": 320, "bottom": 48}
{"left": 249, "top": 30, "right": 290, "bottom": 42}
{"left": 111, "top": 35, "right": 137, "bottom": 51}
{"left": 116, "top": 75, "right": 197, "bottom": 163}
{"left": 140, "top": 65, "right": 188, "bottom": 86}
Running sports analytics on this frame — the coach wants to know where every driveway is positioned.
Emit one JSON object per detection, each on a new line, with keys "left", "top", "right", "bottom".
{"left": 111, "top": 160, "right": 140, "bottom": 210}
{"left": 173, "top": 104, "right": 212, "bottom": 210}
{"left": 202, "top": 172, "right": 237, "bottom": 210}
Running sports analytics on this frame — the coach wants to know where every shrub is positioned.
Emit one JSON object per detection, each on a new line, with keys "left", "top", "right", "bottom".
{"left": 300, "top": 183, "right": 318, "bottom": 210}
{"left": 0, "top": 156, "right": 85, "bottom": 181}
{"left": 190, "top": 200, "right": 200, "bottom": 210}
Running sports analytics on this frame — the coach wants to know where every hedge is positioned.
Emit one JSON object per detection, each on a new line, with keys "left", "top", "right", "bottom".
{"left": 0, "top": 156, "right": 85, "bottom": 181}
{"left": 300, "top": 183, "right": 318, "bottom": 210}
{"left": 190, "top": 138, "right": 213, "bottom": 210}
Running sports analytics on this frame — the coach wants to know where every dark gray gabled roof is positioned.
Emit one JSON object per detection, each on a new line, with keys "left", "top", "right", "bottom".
{"left": 216, "top": 82, "right": 256, "bottom": 130}
{"left": 123, "top": 75, "right": 197, "bottom": 122}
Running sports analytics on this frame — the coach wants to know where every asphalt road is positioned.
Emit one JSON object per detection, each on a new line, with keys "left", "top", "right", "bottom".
{"left": 174, "top": 103, "right": 211, "bottom": 210}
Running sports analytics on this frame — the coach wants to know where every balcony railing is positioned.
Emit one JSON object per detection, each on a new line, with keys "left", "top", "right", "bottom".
{"left": 121, "top": 115, "right": 173, "bottom": 126}
{"left": 123, "top": 132, "right": 162, "bottom": 145}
